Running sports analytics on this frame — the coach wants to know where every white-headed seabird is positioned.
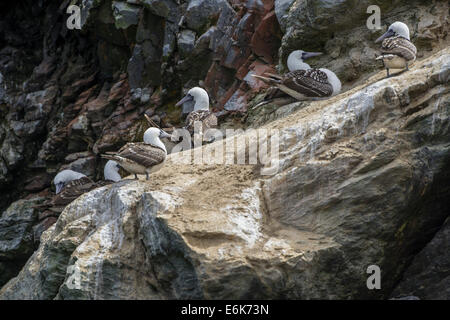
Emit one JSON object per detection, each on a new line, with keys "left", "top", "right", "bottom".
{"left": 101, "top": 127, "right": 171, "bottom": 180}
{"left": 286, "top": 50, "right": 320, "bottom": 72}
{"left": 175, "top": 87, "right": 218, "bottom": 136}
{"left": 35, "top": 162, "right": 122, "bottom": 214}
{"left": 375, "top": 21, "right": 417, "bottom": 78}
{"left": 53, "top": 169, "right": 95, "bottom": 195}
{"left": 253, "top": 51, "right": 341, "bottom": 103}
{"left": 36, "top": 169, "right": 98, "bottom": 213}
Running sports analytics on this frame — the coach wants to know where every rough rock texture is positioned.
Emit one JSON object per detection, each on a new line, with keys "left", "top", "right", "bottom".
{"left": 277, "top": 0, "right": 449, "bottom": 85}
{"left": 0, "top": 197, "right": 42, "bottom": 287}
{"left": 1, "top": 49, "right": 448, "bottom": 299}
{"left": 391, "top": 217, "right": 450, "bottom": 300}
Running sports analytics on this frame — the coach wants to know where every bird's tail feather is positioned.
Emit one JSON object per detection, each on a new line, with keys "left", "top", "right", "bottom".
{"left": 263, "top": 73, "right": 283, "bottom": 80}
{"left": 252, "top": 97, "right": 297, "bottom": 109}
{"left": 101, "top": 154, "right": 121, "bottom": 162}
{"left": 251, "top": 74, "right": 280, "bottom": 85}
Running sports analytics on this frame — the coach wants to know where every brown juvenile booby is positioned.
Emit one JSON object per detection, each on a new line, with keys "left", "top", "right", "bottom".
{"left": 175, "top": 87, "right": 218, "bottom": 136}
{"left": 375, "top": 21, "right": 417, "bottom": 78}
{"left": 101, "top": 127, "right": 171, "bottom": 180}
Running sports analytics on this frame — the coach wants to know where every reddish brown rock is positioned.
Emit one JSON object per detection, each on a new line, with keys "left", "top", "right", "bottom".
{"left": 23, "top": 173, "right": 52, "bottom": 192}
{"left": 108, "top": 79, "right": 129, "bottom": 103}
{"left": 251, "top": 11, "right": 281, "bottom": 64}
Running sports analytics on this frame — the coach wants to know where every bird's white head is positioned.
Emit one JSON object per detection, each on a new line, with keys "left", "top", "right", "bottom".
{"left": 287, "top": 50, "right": 322, "bottom": 72}
{"left": 376, "top": 21, "right": 410, "bottom": 43}
{"left": 175, "top": 87, "right": 209, "bottom": 111}
{"left": 104, "top": 160, "right": 121, "bottom": 182}
{"left": 143, "top": 127, "right": 171, "bottom": 152}
{"left": 53, "top": 169, "right": 86, "bottom": 194}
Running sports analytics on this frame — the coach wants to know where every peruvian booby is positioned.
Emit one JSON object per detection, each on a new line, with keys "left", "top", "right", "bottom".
{"left": 375, "top": 21, "right": 417, "bottom": 78}
{"left": 35, "top": 162, "right": 122, "bottom": 215}
{"left": 53, "top": 169, "right": 94, "bottom": 195}
{"left": 175, "top": 87, "right": 218, "bottom": 136}
{"left": 101, "top": 127, "right": 171, "bottom": 180}
{"left": 252, "top": 51, "right": 341, "bottom": 108}
{"left": 253, "top": 53, "right": 341, "bottom": 103}
{"left": 36, "top": 169, "right": 97, "bottom": 213}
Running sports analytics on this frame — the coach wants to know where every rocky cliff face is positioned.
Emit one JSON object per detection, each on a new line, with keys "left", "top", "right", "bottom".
{"left": 1, "top": 48, "right": 448, "bottom": 299}
{"left": 0, "top": 0, "right": 449, "bottom": 299}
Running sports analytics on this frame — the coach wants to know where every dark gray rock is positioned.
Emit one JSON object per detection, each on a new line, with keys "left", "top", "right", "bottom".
{"left": 112, "top": 1, "right": 141, "bottom": 29}
{"left": 274, "top": 0, "right": 295, "bottom": 32}
{"left": 177, "top": 30, "right": 197, "bottom": 58}
{"left": 127, "top": 45, "right": 146, "bottom": 89}
{"left": 0, "top": 198, "right": 40, "bottom": 287}
{"left": 185, "top": 0, "right": 231, "bottom": 33}
{"left": 142, "top": 0, "right": 177, "bottom": 18}
{"left": 391, "top": 218, "right": 450, "bottom": 300}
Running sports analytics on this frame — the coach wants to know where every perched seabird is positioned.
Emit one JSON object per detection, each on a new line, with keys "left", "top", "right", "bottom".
{"left": 175, "top": 87, "right": 218, "bottom": 136}
{"left": 53, "top": 169, "right": 94, "bottom": 195}
{"left": 375, "top": 21, "right": 417, "bottom": 78}
{"left": 34, "top": 169, "right": 97, "bottom": 213}
{"left": 252, "top": 51, "right": 341, "bottom": 108}
{"left": 253, "top": 56, "right": 341, "bottom": 102}
{"left": 101, "top": 127, "right": 171, "bottom": 180}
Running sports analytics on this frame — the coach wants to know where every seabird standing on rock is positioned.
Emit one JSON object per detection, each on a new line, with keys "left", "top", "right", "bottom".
{"left": 101, "top": 126, "right": 171, "bottom": 180}
{"left": 175, "top": 87, "right": 218, "bottom": 136}
{"left": 253, "top": 51, "right": 341, "bottom": 103}
{"left": 375, "top": 21, "right": 417, "bottom": 78}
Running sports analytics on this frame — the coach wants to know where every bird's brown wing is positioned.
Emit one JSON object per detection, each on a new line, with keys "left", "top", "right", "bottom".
{"left": 51, "top": 176, "right": 97, "bottom": 207}
{"left": 118, "top": 143, "right": 166, "bottom": 168}
{"left": 185, "top": 110, "right": 216, "bottom": 134}
{"left": 381, "top": 36, "right": 417, "bottom": 61}
{"left": 202, "top": 113, "right": 218, "bottom": 130}
{"left": 282, "top": 69, "right": 333, "bottom": 97}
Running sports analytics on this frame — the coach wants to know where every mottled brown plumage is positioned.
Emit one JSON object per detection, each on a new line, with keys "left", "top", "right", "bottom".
{"left": 115, "top": 143, "right": 166, "bottom": 168}
{"left": 282, "top": 69, "right": 334, "bottom": 97}
{"left": 380, "top": 36, "right": 417, "bottom": 62}
{"left": 102, "top": 143, "right": 167, "bottom": 179}
{"left": 375, "top": 22, "right": 417, "bottom": 77}
{"left": 36, "top": 176, "right": 98, "bottom": 213}
{"left": 185, "top": 110, "right": 218, "bottom": 135}
{"left": 253, "top": 69, "right": 333, "bottom": 101}
{"left": 101, "top": 127, "right": 170, "bottom": 180}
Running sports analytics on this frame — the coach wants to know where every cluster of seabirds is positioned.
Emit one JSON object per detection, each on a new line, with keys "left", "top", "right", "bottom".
{"left": 41, "top": 21, "right": 416, "bottom": 214}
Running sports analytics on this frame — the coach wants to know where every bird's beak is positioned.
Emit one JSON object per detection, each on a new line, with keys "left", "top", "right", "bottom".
{"left": 302, "top": 52, "right": 323, "bottom": 60}
{"left": 175, "top": 94, "right": 193, "bottom": 107}
{"left": 55, "top": 183, "right": 63, "bottom": 194}
{"left": 160, "top": 130, "right": 172, "bottom": 139}
{"left": 375, "top": 29, "right": 394, "bottom": 43}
